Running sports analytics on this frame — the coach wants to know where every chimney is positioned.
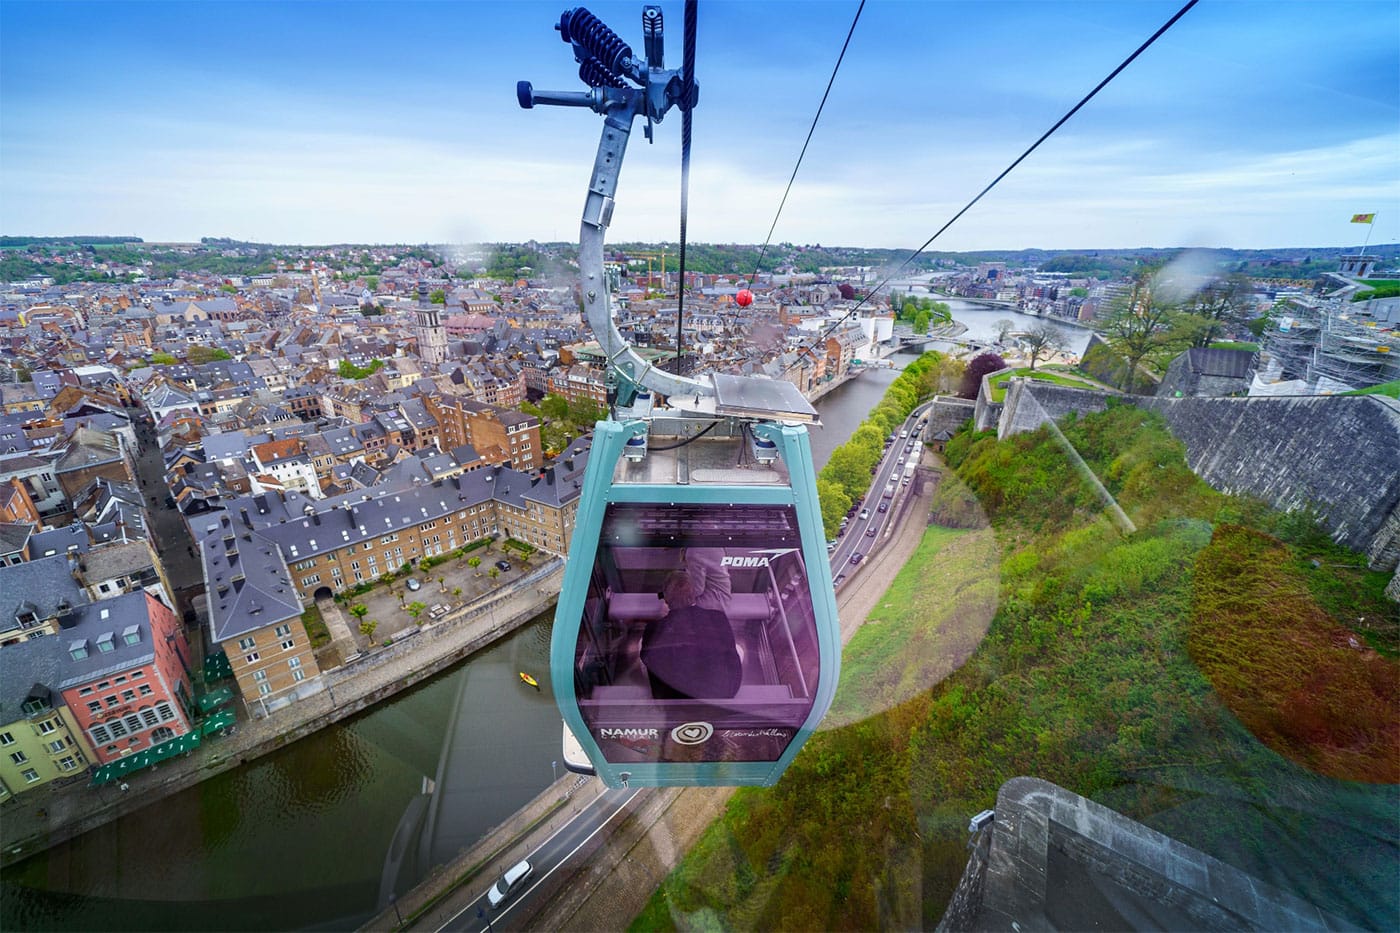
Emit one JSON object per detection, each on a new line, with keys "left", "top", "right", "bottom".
{"left": 240, "top": 507, "right": 251, "bottom": 527}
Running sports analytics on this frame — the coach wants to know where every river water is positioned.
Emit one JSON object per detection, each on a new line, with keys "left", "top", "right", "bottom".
{"left": 0, "top": 365, "right": 907, "bottom": 931}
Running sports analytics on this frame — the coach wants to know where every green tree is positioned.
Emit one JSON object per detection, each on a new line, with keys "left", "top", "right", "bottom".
{"left": 186, "top": 345, "right": 232, "bottom": 364}
{"left": 823, "top": 446, "right": 874, "bottom": 496}
{"left": 1100, "top": 275, "right": 1197, "bottom": 392}
{"left": 468, "top": 556, "right": 482, "bottom": 574}
{"left": 816, "top": 477, "right": 852, "bottom": 540}
{"left": 540, "top": 394, "right": 570, "bottom": 420}
{"left": 149, "top": 351, "right": 177, "bottom": 365}
{"left": 429, "top": 289, "right": 446, "bottom": 304}
{"left": 406, "top": 601, "right": 426, "bottom": 620}
{"left": 348, "top": 603, "right": 368, "bottom": 618}
{"left": 359, "top": 619, "right": 378, "bottom": 639}
{"left": 489, "top": 567, "right": 501, "bottom": 580}
{"left": 1185, "top": 273, "right": 1254, "bottom": 347}
{"left": 365, "top": 276, "right": 378, "bottom": 291}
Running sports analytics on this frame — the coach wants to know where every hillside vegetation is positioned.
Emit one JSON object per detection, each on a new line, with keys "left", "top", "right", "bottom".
{"left": 634, "top": 404, "right": 1398, "bottom": 931}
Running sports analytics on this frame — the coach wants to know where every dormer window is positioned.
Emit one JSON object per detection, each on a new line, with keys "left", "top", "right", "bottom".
{"left": 69, "top": 640, "right": 89, "bottom": 660}
{"left": 122, "top": 625, "right": 141, "bottom": 646}
{"left": 96, "top": 633, "right": 115, "bottom": 653}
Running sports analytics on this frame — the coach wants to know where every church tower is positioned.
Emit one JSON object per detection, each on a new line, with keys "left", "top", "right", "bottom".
{"left": 415, "top": 282, "right": 449, "bottom": 366}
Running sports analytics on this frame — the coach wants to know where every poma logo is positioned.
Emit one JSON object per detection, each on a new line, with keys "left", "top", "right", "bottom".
{"left": 600, "top": 727, "right": 659, "bottom": 739}
{"left": 721, "top": 555, "right": 769, "bottom": 568}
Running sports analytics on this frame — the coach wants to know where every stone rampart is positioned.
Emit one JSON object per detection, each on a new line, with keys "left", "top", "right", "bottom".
{"left": 998, "top": 379, "right": 1120, "bottom": 440}
{"left": 1140, "top": 395, "right": 1400, "bottom": 569}
{"left": 939, "top": 777, "right": 1349, "bottom": 931}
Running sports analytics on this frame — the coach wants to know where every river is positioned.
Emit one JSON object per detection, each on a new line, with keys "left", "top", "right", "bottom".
{"left": 0, "top": 365, "right": 907, "bottom": 931}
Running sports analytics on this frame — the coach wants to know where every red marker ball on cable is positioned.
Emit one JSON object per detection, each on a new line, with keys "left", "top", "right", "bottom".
{"left": 735, "top": 288, "right": 753, "bottom": 307}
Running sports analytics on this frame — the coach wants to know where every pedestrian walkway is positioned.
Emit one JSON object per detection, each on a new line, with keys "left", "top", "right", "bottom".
{"left": 0, "top": 562, "right": 565, "bottom": 870}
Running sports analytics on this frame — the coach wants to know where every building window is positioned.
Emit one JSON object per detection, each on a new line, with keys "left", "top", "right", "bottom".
{"left": 238, "top": 636, "right": 256, "bottom": 651}
{"left": 246, "top": 652, "right": 259, "bottom": 663}
{"left": 79, "top": 687, "right": 93, "bottom": 697}
{"left": 9, "top": 751, "right": 27, "bottom": 765}
{"left": 253, "top": 671, "right": 267, "bottom": 683}
{"left": 156, "top": 703, "right": 176, "bottom": 722}
{"left": 88, "top": 701, "right": 102, "bottom": 714}
{"left": 57, "top": 756, "right": 79, "bottom": 772}
{"left": 91, "top": 724, "right": 112, "bottom": 744}
{"left": 139, "top": 684, "right": 153, "bottom": 697}
{"left": 274, "top": 624, "right": 291, "bottom": 638}
{"left": 48, "top": 739, "right": 66, "bottom": 753}
{"left": 124, "top": 714, "right": 143, "bottom": 734}
{"left": 151, "top": 726, "right": 174, "bottom": 743}
{"left": 258, "top": 683, "right": 271, "bottom": 696}
{"left": 22, "top": 769, "right": 40, "bottom": 783}
{"left": 141, "top": 708, "right": 159, "bottom": 727}
{"left": 121, "top": 690, "right": 136, "bottom": 702}
{"left": 37, "top": 720, "right": 56, "bottom": 735}
{"left": 130, "top": 671, "right": 143, "bottom": 679}
{"left": 0, "top": 732, "right": 13, "bottom": 746}
{"left": 106, "top": 696, "right": 120, "bottom": 708}
{"left": 109, "top": 720, "right": 128, "bottom": 738}
{"left": 289, "top": 657, "right": 302, "bottom": 670}
{"left": 292, "top": 669, "right": 306, "bottom": 683}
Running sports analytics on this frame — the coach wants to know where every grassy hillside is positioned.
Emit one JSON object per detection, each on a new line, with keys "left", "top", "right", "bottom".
{"left": 633, "top": 405, "right": 1398, "bottom": 931}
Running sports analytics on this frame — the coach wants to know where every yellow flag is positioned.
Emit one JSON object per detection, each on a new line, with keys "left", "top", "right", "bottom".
{"left": 1351, "top": 213, "right": 1376, "bottom": 224}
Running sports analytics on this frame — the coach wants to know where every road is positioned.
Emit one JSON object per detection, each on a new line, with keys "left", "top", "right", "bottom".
{"left": 431, "top": 787, "right": 639, "bottom": 933}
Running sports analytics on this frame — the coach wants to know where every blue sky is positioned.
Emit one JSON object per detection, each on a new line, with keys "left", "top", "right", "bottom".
{"left": 2, "top": 0, "right": 1397, "bottom": 250}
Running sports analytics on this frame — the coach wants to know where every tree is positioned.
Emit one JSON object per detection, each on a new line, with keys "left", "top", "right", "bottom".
{"left": 452, "top": 587, "right": 462, "bottom": 598}
{"left": 468, "top": 556, "right": 482, "bottom": 574}
{"left": 959, "top": 352, "right": 1007, "bottom": 399}
{"left": 838, "top": 283, "right": 856, "bottom": 300}
{"left": 993, "top": 319, "right": 1016, "bottom": 344}
{"left": 1185, "top": 273, "right": 1254, "bottom": 347}
{"left": 1020, "top": 322, "right": 1066, "bottom": 371}
{"left": 816, "top": 477, "right": 852, "bottom": 541}
{"left": 149, "top": 352, "right": 177, "bottom": 365}
{"left": 186, "top": 345, "right": 232, "bottom": 364}
{"left": 429, "top": 289, "right": 446, "bottom": 304}
{"left": 539, "top": 394, "right": 570, "bottom": 420}
{"left": 359, "top": 619, "right": 378, "bottom": 639}
{"left": 1099, "top": 275, "right": 1198, "bottom": 393}
{"left": 489, "top": 567, "right": 500, "bottom": 580}
{"left": 438, "top": 576, "right": 446, "bottom": 593}
{"left": 365, "top": 276, "right": 378, "bottom": 291}
{"left": 913, "top": 310, "right": 932, "bottom": 333}
{"left": 406, "top": 601, "right": 426, "bottom": 621}
{"left": 348, "top": 603, "right": 368, "bottom": 618}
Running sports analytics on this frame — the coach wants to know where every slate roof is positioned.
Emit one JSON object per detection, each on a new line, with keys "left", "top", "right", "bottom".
{"left": 55, "top": 592, "right": 160, "bottom": 688}
{"left": 0, "top": 635, "right": 68, "bottom": 721}
{"left": 194, "top": 512, "right": 303, "bottom": 643}
{"left": 1183, "top": 347, "right": 1257, "bottom": 378}
{"left": 0, "top": 554, "right": 88, "bottom": 636}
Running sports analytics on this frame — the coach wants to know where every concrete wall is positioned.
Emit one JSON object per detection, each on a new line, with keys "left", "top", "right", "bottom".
{"left": 1141, "top": 395, "right": 1400, "bottom": 570}
{"left": 973, "top": 368, "right": 1013, "bottom": 433}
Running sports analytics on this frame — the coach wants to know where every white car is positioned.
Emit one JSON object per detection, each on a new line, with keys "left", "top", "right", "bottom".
{"left": 486, "top": 858, "right": 533, "bottom": 909}
{"left": 405, "top": 578, "right": 422, "bottom": 591}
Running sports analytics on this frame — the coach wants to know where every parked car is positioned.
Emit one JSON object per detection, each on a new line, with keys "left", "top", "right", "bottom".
{"left": 486, "top": 858, "right": 533, "bottom": 908}
{"left": 495, "top": 560, "right": 512, "bottom": 572}
{"left": 405, "top": 578, "right": 422, "bottom": 591}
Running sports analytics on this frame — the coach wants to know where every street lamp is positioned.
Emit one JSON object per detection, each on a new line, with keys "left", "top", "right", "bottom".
{"left": 552, "top": 760, "right": 558, "bottom": 783}
{"left": 389, "top": 893, "right": 402, "bottom": 930}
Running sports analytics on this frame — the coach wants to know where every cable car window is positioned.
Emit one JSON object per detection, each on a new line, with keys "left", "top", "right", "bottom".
{"left": 574, "top": 502, "right": 820, "bottom": 764}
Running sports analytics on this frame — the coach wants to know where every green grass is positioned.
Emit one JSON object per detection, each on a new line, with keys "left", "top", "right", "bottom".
{"left": 988, "top": 367, "right": 1100, "bottom": 402}
{"left": 1344, "top": 379, "right": 1400, "bottom": 398}
{"left": 1208, "top": 340, "right": 1260, "bottom": 352}
{"left": 300, "top": 605, "right": 330, "bottom": 648}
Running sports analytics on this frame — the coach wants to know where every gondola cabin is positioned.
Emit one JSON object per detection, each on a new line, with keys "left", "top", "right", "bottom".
{"left": 551, "top": 379, "right": 840, "bottom": 787}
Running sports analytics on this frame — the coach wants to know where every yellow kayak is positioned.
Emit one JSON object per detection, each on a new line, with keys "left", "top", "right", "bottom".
{"left": 519, "top": 672, "right": 540, "bottom": 690}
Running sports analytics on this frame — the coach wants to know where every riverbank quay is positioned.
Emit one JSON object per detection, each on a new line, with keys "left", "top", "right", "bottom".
{"left": 0, "top": 561, "right": 565, "bottom": 871}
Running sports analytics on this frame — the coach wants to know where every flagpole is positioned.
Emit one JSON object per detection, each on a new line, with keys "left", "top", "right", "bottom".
{"left": 1359, "top": 213, "right": 1377, "bottom": 258}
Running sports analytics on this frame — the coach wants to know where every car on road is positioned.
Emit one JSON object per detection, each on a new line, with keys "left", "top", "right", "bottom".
{"left": 405, "top": 578, "right": 422, "bottom": 591}
{"left": 849, "top": 552, "right": 863, "bottom": 565}
{"left": 878, "top": 501, "right": 889, "bottom": 513}
{"left": 858, "top": 508, "right": 869, "bottom": 520}
{"left": 486, "top": 858, "right": 533, "bottom": 909}
{"left": 866, "top": 526, "right": 876, "bottom": 537}
{"left": 495, "top": 559, "right": 512, "bottom": 572}
{"left": 834, "top": 573, "right": 846, "bottom": 586}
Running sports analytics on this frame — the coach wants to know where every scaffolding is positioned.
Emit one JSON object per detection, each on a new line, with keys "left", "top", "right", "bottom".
{"left": 1257, "top": 293, "right": 1397, "bottom": 394}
